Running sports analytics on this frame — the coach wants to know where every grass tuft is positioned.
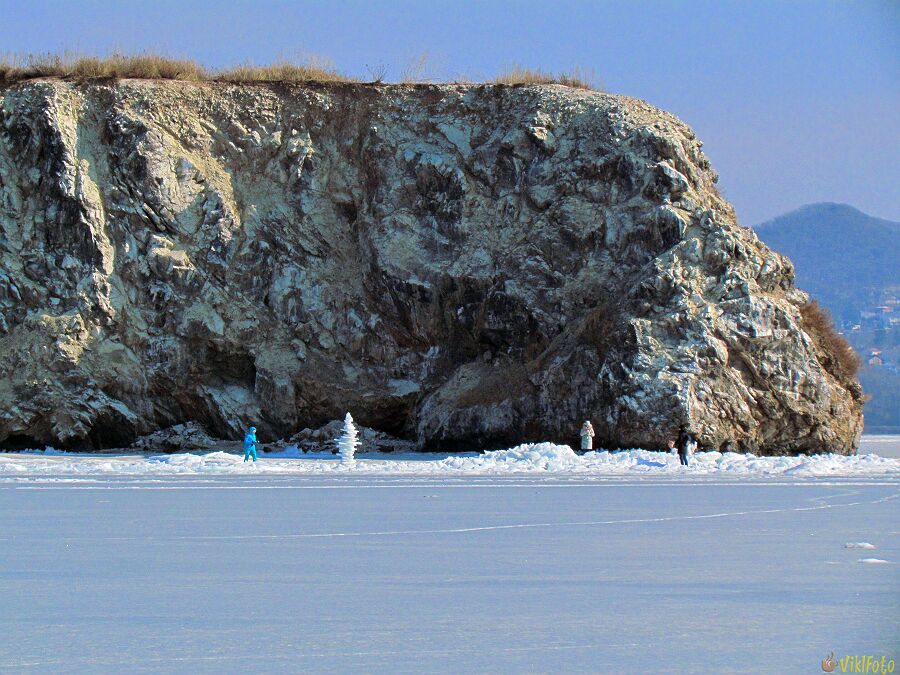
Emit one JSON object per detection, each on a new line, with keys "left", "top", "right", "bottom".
{"left": 493, "top": 65, "right": 601, "bottom": 90}
{"left": 216, "top": 56, "right": 352, "bottom": 83}
{"left": 1, "top": 52, "right": 207, "bottom": 84}
{"left": 800, "top": 300, "right": 862, "bottom": 384}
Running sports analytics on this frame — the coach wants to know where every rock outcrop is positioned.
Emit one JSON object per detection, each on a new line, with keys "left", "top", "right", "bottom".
{"left": 0, "top": 79, "right": 863, "bottom": 453}
{"left": 283, "top": 419, "right": 417, "bottom": 454}
{"left": 130, "top": 422, "right": 218, "bottom": 453}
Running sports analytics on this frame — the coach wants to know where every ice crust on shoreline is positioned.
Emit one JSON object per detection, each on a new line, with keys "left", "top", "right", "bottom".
{"left": 2, "top": 443, "right": 900, "bottom": 479}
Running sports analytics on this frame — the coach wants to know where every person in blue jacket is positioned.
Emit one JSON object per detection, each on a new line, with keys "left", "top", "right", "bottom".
{"left": 243, "top": 426, "right": 258, "bottom": 462}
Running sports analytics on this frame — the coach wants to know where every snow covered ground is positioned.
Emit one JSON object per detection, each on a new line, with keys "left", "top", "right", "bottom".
{"left": 1, "top": 441, "right": 898, "bottom": 672}
{"left": 3, "top": 442, "right": 900, "bottom": 482}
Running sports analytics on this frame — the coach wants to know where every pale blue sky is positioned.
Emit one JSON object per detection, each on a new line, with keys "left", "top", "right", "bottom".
{"left": 2, "top": 0, "right": 897, "bottom": 224}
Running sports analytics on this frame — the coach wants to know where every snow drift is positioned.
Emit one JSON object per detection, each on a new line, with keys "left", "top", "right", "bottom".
{"left": 2, "top": 443, "right": 899, "bottom": 480}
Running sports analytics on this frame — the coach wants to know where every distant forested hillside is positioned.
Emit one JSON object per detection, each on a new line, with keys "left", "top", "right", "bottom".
{"left": 755, "top": 203, "right": 899, "bottom": 324}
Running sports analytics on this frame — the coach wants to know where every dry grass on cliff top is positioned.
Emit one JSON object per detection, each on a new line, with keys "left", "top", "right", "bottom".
{"left": 0, "top": 52, "right": 602, "bottom": 89}
{"left": 0, "top": 52, "right": 354, "bottom": 86}
{"left": 493, "top": 65, "right": 600, "bottom": 90}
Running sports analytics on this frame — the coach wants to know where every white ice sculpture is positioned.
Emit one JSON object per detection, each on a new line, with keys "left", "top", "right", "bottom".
{"left": 337, "top": 412, "right": 360, "bottom": 463}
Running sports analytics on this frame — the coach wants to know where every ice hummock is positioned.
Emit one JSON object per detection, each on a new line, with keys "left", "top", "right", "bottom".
{"left": 3, "top": 442, "right": 900, "bottom": 479}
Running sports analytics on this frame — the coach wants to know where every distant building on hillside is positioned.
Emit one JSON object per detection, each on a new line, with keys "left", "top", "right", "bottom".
{"left": 860, "top": 310, "right": 893, "bottom": 330}
{"left": 867, "top": 349, "right": 885, "bottom": 366}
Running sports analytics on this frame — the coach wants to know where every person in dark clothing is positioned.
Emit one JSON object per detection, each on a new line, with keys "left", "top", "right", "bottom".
{"left": 676, "top": 425, "right": 694, "bottom": 466}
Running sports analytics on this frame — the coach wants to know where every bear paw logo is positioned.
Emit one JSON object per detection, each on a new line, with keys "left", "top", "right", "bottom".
{"left": 822, "top": 651, "right": 837, "bottom": 672}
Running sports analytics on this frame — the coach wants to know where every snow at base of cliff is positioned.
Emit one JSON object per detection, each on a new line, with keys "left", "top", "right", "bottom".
{"left": 2, "top": 443, "right": 899, "bottom": 479}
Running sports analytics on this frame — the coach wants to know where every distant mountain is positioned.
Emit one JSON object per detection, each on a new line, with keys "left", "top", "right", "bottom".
{"left": 754, "top": 203, "right": 899, "bottom": 324}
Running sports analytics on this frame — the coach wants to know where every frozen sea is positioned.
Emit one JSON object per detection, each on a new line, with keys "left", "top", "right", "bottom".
{"left": 1, "top": 439, "right": 898, "bottom": 673}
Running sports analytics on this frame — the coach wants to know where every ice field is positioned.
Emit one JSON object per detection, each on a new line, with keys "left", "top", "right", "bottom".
{"left": 4, "top": 441, "right": 900, "bottom": 480}
{"left": 1, "top": 439, "right": 898, "bottom": 673}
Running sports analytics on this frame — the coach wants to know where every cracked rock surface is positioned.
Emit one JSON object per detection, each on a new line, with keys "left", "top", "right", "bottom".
{"left": 0, "top": 80, "right": 862, "bottom": 453}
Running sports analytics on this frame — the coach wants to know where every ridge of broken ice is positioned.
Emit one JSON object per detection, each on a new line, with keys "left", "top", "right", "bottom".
{"left": 2, "top": 443, "right": 900, "bottom": 479}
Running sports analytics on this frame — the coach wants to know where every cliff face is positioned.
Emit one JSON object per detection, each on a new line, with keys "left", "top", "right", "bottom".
{"left": 0, "top": 80, "right": 863, "bottom": 453}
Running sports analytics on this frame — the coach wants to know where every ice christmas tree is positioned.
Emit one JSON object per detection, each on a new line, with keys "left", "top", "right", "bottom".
{"left": 337, "top": 412, "right": 360, "bottom": 463}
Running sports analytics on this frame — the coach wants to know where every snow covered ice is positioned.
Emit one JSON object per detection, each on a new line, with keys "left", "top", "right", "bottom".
{"left": 1, "top": 442, "right": 898, "bottom": 672}
{"left": 3, "top": 443, "right": 900, "bottom": 480}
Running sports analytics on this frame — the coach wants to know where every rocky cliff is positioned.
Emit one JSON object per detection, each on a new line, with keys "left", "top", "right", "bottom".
{"left": 0, "top": 79, "right": 863, "bottom": 453}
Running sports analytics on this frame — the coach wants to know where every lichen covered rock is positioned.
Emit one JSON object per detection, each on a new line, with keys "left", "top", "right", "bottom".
{"left": 0, "top": 80, "right": 863, "bottom": 453}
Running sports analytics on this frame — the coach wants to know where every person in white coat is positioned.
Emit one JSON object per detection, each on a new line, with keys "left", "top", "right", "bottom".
{"left": 580, "top": 420, "right": 595, "bottom": 451}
